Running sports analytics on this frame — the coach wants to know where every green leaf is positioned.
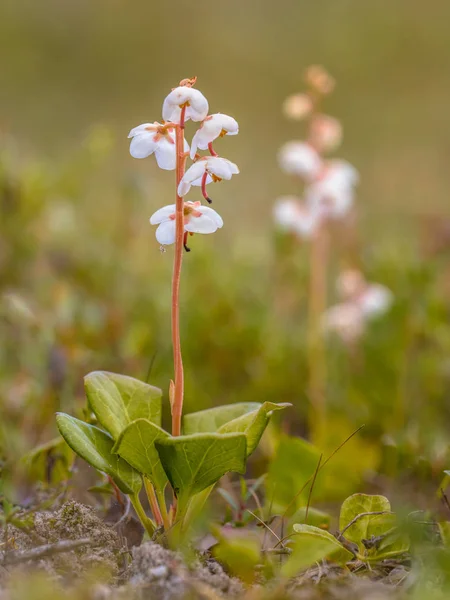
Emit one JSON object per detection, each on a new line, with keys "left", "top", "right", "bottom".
{"left": 113, "top": 418, "right": 170, "bottom": 491}
{"left": 184, "top": 402, "right": 290, "bottom": 457}
{"left": 183, "top": 403, "right": 261, "bottom": 434}
{"left": 213, "top": 532, "right": 261, "bottom": 583}
{"left": 339, "top": 493, "right": 392, "bottom": 545}
{"left": 22, "top": 437, "right": 74, "bottom": 485}
{"left": 155, "top": 432, "right": 247, "bottom": 509}
{"left": 84, "top": 371, "right": 162, "bottom": 440}
{"left": 339, "top": 494, "right": 408, "bottom": 560}
{"left": 266, "top": 435, "right": 323, "bottom": 515}
{"left": 56, "top": 413, "right": 142, "bottom": 494}
{"left": 282, "top": 524, "right": 353, "bottom": 576}
{"left": 217, "top": 402, "right": 291, "bottom": 456}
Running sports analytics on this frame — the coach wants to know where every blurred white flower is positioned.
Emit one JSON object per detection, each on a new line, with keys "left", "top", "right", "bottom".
{"left": 162, "top": 86, "right": 209, "bottom": 124}
{"left": 323, "top": 303, "right": 365, "bottom": 344}
{"left": 309, "top": 115, "right": 343, "bottom": 154}
{"left": 336, "top": 269, "right": 366, "bottom": 300}
{"left": 278, "top": 142, "right": 322, "bottom": 181}
{"left": 359, "top": 284, "right": 393, "bottom": 317}
{"left": 128, "top": 122, "right": 189, "bottom": 169}
{"left": 305, "top": 160, "right": 359, "bottom": 219}
{"left": 150, "top": 201, "right": 223, "bottom": 246}
{"left": 190, "top": 114, "right": 239, "bottom": 159}
{"left": 273, "top": 196, "right": 320, "bottom": 239}
{"left": 178, "top": 156, "right": 239, "bottom": 199}
{"left": 305, "top": 65, "right": 335, "bottom": 95}
{"left": 336, "top": 269, "right": 393, "bottom": 317}
{"left": 283, "top": 93, "right": 313, "bottom": 121}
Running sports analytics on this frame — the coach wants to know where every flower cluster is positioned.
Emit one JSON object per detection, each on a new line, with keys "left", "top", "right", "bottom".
{"left": 323, "top": 269, "right": 393, "bottom": 343}
{"left": 273, "top": 66, "right": 358, "bottom": 239}
{"left": 128, "top": 80, "right": 239, "bottom": 249}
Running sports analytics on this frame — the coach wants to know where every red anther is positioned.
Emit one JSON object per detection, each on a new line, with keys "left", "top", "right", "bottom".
{"left": 183, "top": 231, "right": 191, "bottom": 252}
{"left": 208, "top": 142, "right": 218, "bottom": 157}
{"left": 201, "top": 171, "right": 212, "bottom": 203}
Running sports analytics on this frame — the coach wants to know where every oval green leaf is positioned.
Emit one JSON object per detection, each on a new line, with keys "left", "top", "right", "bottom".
{"left": 217, "top": 402, "right": 291, "bottom": 456}
{"left": 85, "top": 371, "right": 162, "bottom": 440}
{"left": 56, "top": 413, "right": 142, "bottom": 494}
{"left": 113, "top": 418, "right": 170, "bottom": 491}
{"left": 339, "top": 493, "right": 392, "bottom": 545}
{"left": 282, "top": 524, "right": 354, "bottom": 577}
{"left": 155, "top": 432, "right": 247, "bottom": 508}
{"left": 183, "top": 403, "right": 261, "bottom": 434}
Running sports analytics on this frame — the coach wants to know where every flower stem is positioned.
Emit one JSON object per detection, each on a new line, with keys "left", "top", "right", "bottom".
{"left": 307, "top": 222, "right": 329, "bottom": 448}
{"left": 171, "top": 105, "right": 187, "bottom": 437}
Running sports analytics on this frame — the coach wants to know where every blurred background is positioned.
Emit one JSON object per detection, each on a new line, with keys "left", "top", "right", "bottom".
{"left": 2, "top": 0, "right": 450, "bottom": 503}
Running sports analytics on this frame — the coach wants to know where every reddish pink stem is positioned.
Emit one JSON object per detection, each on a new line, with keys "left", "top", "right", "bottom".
{"left": 171, "top": 105, "right": 187, "bottom": 437}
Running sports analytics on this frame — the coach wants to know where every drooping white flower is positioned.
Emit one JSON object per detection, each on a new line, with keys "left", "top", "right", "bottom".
{"left": 283, "top": 93, "right": 313, "bottom": 121}
{"left": 336, "top": 269, "right": 366, "bottom": 301}
{"left": 336, "top": 269, "right": 393, "bottom": 320}
{"left": 322, "top": 302, "right": 365, "bottom": 344}
{"left": 309, "top": 115, "right": 343, "bottom": 154}
{"left": 128, "top": 122, "right": 189, "bottom": 170}
{"left": 359, "top": 284, "right": 393, "bottom": 317}
{"left": 273, "top": 196, "right": 320, "bottom": 239}
{"left": 190, "top": 114, "right": 239, "bottom": 159}
{"left": 305, "top": 65, "right": 335, "bottom": 95}
{"left": 162, "top": 86, "right": 209, "bottom": 124}
{"left": 150, "top": 201, "right": 223, "bottom": 246}
{"left": 178, "top": 156, "right": 239, "bottom": 198}
{"left": 305, "top": 160, "right": 359, "bottom": 219}
{"left": 278, "top": 142, "right": 322, "bottom": 181}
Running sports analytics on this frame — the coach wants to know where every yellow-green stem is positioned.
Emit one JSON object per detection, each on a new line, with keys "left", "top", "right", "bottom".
{"left": 130, "top": 492, "right": 156, "bottom": 537}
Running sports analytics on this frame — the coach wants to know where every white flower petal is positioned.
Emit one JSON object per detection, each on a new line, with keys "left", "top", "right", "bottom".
{"left": 359, "top": 285, "right": 393, "bottom": 317}
{"left": 278, "top": 142, "right": 322, "bottom": 181}
{"left": 322, "top": 303, "right": 365, "bottom": 343}
{"left": 128, "top": 123, "right": 157, "bottom": 138}
{"left": 154, "top": 137, "right": 177, "bottom": 170}
{"left": 273, "top": 196, "right": 302, "bottom": 230}
{"left": 162, "top": 87, "right": 209, "bottom": 123}
{"left": 129, "top": 133, "right": 158, "bottom": 159}
{"left": 208, "top": 157, "right": 239, "bottom": 179}
{"left": 155, "top": 220, "right": 176, "bottom": 245}
{"left": 184, "top": 214, "right": 219, "bottom": 234}
{"left": 150, "top": 204, "right": 176, "bottom": 225}
{"left": 191, "top": 174, "right": 213, "bottom": 187}
{"left": 177, "top": 161, "right": 207, "bottom": 196}
{"left": 197, "top": 205, "right": 224, "bottom": 228}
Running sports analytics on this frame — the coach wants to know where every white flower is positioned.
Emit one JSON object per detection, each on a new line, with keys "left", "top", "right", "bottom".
{"left": 336, "top": 269, "right": 366, "bottom": 301}
{"left": 309, "top": 115, "right": 342, "bottom": 154}
{"left": 322, "top": 303, "right": 365, "bottom": 344}
{"left": 150, "top": 201, "right": 223, "bottom": 246}
{"left": 162, "top": 86, "right": 209, "bottom": 123}
{"left": 359, "top": 284, "right": 393, "bottom": 317}
{"left": 128, "top": 122, "right": 189, "bottom": 170}
{"left": 177, "top": 156, "right": 239, "bottom": 198}
{"left": 278, "top": 142, "right": 322, "bottom": 181}
{"left": 273, "top": 196, "right": 320, "bottom": 239}
{"left": 305, "top": 65, "right": 335, "bottom": 95}
{"left": 190, "top": 114, "right": 239, "bottom": 159}
{"left": 305, "top": 160, "right": 359, "bottom": 219}
{"left": 283, "top": 93, "right": 313, "bottom": 121}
